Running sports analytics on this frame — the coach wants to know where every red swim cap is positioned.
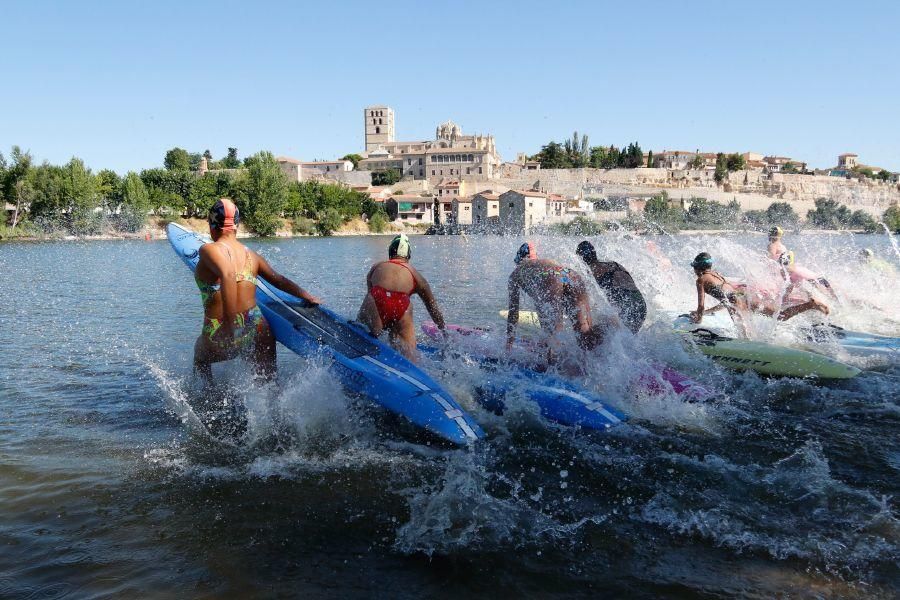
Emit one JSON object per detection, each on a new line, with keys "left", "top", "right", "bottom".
{"left": 208, "top": 198, "right": 239, "bottom": 232}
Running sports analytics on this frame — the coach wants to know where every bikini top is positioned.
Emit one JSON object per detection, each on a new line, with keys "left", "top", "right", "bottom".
{"left": 701, "top": 270, "right": 730, "bottom": 302}
{"left": 195, "top": 243, "right": 258, "bottom": 307}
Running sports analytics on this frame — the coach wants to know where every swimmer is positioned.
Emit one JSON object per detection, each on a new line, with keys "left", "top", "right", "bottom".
{"left": 576, "top": 240, "right": 647, "bottom": 334}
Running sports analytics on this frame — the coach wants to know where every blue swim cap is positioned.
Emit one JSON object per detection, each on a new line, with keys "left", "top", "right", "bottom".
{"left": 514, "top": 242, "right": 536, "bottom": 264}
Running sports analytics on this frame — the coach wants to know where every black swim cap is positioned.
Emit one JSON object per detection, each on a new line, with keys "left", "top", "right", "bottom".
{"left": 691, "top": 252, "right": 713, "bottom": 269}
{"left": 576, "top": 241, "right": 597, "bottom": 263}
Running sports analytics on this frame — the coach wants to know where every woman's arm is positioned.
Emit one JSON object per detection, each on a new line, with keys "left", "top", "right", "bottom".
{"left": 254, "top": 251, "right": 322, "bottom": 305}
{"left": 506, "top": 272, "right": 521, "bottom": 350}
{"left": 691, "top": 278, "right": 705, "bottom": 323}
{"left": 413, "top": 270, "right": 446, "bottom": 330}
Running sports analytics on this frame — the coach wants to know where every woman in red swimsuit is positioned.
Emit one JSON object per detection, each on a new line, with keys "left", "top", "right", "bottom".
{"left": 357, "top": 234, "right": 446, "bottom": 362}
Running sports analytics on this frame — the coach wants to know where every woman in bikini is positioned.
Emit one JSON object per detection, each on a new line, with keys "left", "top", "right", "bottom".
{"left": 690, "top": 252, "right": 828, "bottom": 338}
{"left": 507, "top": 242, "right": 610, "bottom": 362}
{"left": 193, "top": 198, "right": 322, "bottom": 381}
{"left": 357, "top": 234, "right": 446, "bottom": 363}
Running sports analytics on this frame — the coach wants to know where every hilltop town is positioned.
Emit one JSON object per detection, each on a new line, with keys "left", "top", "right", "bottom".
{"left": 3, "top": 104, "right": 900, "bottom": 240}
{"left": 266, "top": 104, "right": 900, "bottom": 234}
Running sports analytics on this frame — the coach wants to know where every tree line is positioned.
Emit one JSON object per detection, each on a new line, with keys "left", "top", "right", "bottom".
{"left": 531, "top": 132, "right": 646, "bottom": 169}
{"left": 1, "top": 146, "right": 385, "bottom": 237}
{"left": 640, "top": 192, "right": 898, "bottom": 233}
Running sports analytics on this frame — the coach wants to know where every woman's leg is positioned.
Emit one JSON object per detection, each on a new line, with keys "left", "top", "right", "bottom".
{"left": 389, "top": 310, "right": 419, "bottom": 363}
{"left": 252, "top": 319, "right": 277, "bottom": 381}
{"left": 778, "top": 299, "right": 830, "bottom": 321}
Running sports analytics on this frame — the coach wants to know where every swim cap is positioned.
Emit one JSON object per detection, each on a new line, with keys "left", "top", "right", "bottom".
{"left": 768, "top": 226, "right": 784, "bottom": 239}
{"left": 778, "top": 251, "right": 795, "bottom": 266}
{"left": 575, "top": 241, "right": 597, "bottom": 263}
{"left": 514, "top": 242, "right": 536, "bottom": 264}
{"left": 861, "top": 248, "right": 874, "bottom": 259}
{"left": 691, "top": 252, "right": 713, "bottom": 269}
{"left": 388, "top": 234, "right": 411, "bottom": 259}
{"left": 208, "top": 198, "right": 239, "bottom": 231}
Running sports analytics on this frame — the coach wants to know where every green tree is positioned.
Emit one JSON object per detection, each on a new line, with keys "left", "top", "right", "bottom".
{"left": 882, "top": 204, "right": 900, "bottom": 233}
{"left": 164, "top": 147, "right": 191, "bottom": 171}
{"left": 765, "top": 201, "right": 800, "bottom": 228}
{"left": 807, "top": 198, "right": 852, "bottom": 229}
{"left": 61, "top": 158, "right": 101, "bottom": 235}
{"left": 341, "top": 153, "right": 363, "bottom": 169}
{"left": 714, "top": 153, "right": 728, "bottom": 183}
{"left": 203, "top": 149, "right": 213, "bottom": 160}
{"left": 2, "top": 146, "right": 33, "bottom": 228}
{"left": 371, "top": 169, "right": 401, "bottom": 185}
{"left": 234, "top": 151, "right": 287, "bottom": 236}
{"left": 725, "top": 153, "right": 746, "bottom": 171}
{"left": 315, "top": 208, "right": 343, "bottom": 236}
{"left": 620, "top": 142, "right": 643, "bottom": 168}
{"left": 781, "top": 162, "right": 799, "bottom": 174}
{"left": 643, "top": 191, "right": 683, "bottom": 229}
{"left": 222, "top": 147, "right": 241, "bottom": 169}
{"left": 533, "top": 142, "right": 571, "bottom": 169}
{"left": 848, "top": 209, "right": 877, "bottom": 232}
{"left": 95, "top": 169, "right": 122, "bottom": 214}
{"left": 690, "top": 153, "right": 705, "bottom": 170}
{"left": 117, "top": 172, "right": 151, "bottom": 232}
{"left": 368, "top": 208, "right": 388, "bottom": 233}
{"left": 646, "top": 150, "right": 654, "bottom": 168}
{"left": 188, "top": 152, "right": 203, "bottom": 171}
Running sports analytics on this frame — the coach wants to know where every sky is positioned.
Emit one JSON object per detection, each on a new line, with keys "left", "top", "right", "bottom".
{"left": 1, "top": 0, "right": 898, "bottom": 173}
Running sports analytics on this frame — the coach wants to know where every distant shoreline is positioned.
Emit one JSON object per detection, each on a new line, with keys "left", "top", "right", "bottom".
{"left": 0, "top": 227, "right": 879, "bottom": 243}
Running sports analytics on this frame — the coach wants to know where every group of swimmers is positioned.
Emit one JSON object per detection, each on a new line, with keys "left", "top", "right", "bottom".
{"left": 689, "top": 226, "right": 836, "bottom": 337}
{"left": 190, "top": 198, "right": 653, "bottom": 377}
{"left": 191, "top": 198, "right": 872, "bottom": 379}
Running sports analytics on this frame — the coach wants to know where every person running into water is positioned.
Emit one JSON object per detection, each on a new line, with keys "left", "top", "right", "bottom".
{"left": 193, "top": 198, "right": 322, "bottom": 381}
{"left": 357, "top": 234, "right": 446, "bottom": 363}
{"left": 690, "top": 252, "right": 828, "bottom": 337}
{"left": 575, "top": 240, "right": 647, "bottom": 334}
{"left": 507, "top": 242, "right": 608, "bottom": 362}
{"left": 766, "top": 226, "right": 838, "bottom": 301}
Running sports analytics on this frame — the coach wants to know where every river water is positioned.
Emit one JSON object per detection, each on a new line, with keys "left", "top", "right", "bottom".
{"left": 1, "top": 232, "right": 898, "bottom": 598}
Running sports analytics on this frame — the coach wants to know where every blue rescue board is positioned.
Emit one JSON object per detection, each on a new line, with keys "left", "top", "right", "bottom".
{"left": 166, "top": 222, "right": 483, "bottom": 445}
{"left": 419, "top": 345, "right": 626, "bottom": 432}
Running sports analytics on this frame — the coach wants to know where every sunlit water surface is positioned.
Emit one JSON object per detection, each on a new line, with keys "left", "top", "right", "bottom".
{"left": 1, "top": 232, "right": 898, "bottom": 598}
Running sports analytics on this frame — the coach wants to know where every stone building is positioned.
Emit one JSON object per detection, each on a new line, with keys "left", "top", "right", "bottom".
{"left": 498, "top": 190, "right": 548, "bottom": 234}
{"left": 358, "top": 106, "right": 501, "bottom": 181}
{"left": 384, "top": 194, "right": 433, "bottom": 224}
{"left": 472, "top": 191, "right": 500, "bottom": 227}
{"left": 276, "top": 156, "right": 354, "bottom": 182}
{"left": 838, "top": 153, "right": 858, "bottom": 169}
{"left": 364, "top": 105, "right": 395, "bottom": 152}
{"left": 451, "top": 196, "right": 473, "bottom": 226}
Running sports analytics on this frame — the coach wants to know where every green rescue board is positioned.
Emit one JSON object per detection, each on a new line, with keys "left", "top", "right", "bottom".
{"left": 674, "top": 318, "right": 860, "bottom": 379}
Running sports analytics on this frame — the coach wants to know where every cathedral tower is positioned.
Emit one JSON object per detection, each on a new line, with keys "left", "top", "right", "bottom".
{"left": 364, "top": 105, "right": 395, "bottom": 152}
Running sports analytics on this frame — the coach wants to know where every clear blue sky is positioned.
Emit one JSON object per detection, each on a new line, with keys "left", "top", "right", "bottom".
{"left": 1, "top": 0, "right": 897, "bottom": 173}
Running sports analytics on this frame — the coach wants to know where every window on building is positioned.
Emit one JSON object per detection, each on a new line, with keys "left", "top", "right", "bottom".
{"left": 418, "top": 158, "right": 422, "bottom": 165}
{"left": 432, "top": 170, "right": 435, "bottom": 175}
{"left": 528, "top": 202, "right": 533, "bottom": 207}
{"left": 508, "top": 202, "right": 514, "bottom": 208}
{"left": 440, "top": 169, "right": 443, "bottom": 175}
{"left": 466, "top": 168, "right": 470, "bottom": 175}
{"left": 419, "top": 170, "right": 423, "bottom": 177}
{"left": 378, "top": 118, "right": 382, "bottom": 125}
{"left": 375, "top": 127, "right": 380, "bottom": 134}
{"left": 478, "top": 167, "right": 483, "bottom": 174}
{"left": 407, "top": 159, "right": 411, "bottom": 165}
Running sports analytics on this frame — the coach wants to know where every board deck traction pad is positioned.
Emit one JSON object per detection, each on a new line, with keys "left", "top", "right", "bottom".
{"left": 167, "top": 223, "right": 480, "bottom": 443}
